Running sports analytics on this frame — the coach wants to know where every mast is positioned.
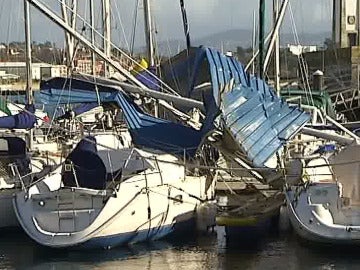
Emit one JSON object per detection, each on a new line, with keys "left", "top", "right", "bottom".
{"left": 26, "top": 0, "right": 206, "bottom": 110}
{"left": 89, "top": 0, "right": 96, "bottom": 75}
{"left": 60, "top": 0, "right": 76, "bottom": 70}
{"left": 251, "top": 10, "right": 257, "bottom": 75}
{"left": 273, "top": 0, "right": 280, "bottom": 95}
{"left": 263, "top": 0, "right": 289, "bottom": 72}
{"left": 143, "top": 0, "right": 155, "bottom": 66}
{"left": 179, "top": 0, "right": 191, "bottom": 51}
{"left": 143, "top": 0, "right": 158, "bottom": 117}
{"left": 357, "top": 0, "right": 360, "bottom": 46}
{"left": 102, "top": 0, "right": 111, "bottom": 77}
{"left": 259, "top": 0, "right": 265, "bottom": 79}
{"left": 24, "top": 0, "right": 33, "bottom": 149}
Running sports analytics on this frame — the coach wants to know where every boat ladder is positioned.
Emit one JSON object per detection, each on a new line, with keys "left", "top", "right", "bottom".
{"left": 56, "top": 191, "right": 77, "bottom": 232}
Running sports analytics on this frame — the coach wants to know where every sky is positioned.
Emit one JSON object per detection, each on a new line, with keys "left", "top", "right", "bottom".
{"left": 0, "top": 0, "right": 333, "bottom": 49}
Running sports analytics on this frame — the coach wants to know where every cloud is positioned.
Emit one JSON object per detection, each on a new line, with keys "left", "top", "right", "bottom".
{"left": 0, "top": 0, "right": 332, "bottom": 47}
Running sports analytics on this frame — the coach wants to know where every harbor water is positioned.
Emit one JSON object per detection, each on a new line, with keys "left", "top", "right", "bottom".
{"left": 1, "top": 227, "right": 360, "bottom": 269}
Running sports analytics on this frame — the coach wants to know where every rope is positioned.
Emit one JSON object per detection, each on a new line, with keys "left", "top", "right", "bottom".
{"left": 288, "top": 2, "right": 314, "bottom": 107}
{"left": 129, "top": 0, "right": 140, "bottom": 55}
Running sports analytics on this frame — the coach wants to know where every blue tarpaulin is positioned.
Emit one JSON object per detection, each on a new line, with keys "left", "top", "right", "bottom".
{"left": 40, "top": 76, "right": 119, "bottom": 105}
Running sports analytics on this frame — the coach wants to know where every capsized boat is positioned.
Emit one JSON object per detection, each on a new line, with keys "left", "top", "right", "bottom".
{"left": 215, "top": 167, "right": 284, "bottom": 241}
{"left": 285, "top": 142, "right": 360, "bottom": 244}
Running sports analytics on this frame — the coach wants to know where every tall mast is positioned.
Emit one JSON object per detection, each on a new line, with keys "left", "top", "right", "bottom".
{"left": 143, "top": 0, "right": 157, "bottom": 116}
{"left": 60, "top": 0, "right": 76, "bottom": 70}
{"left": 357, "top": 0, "right": 360, "bottom": 46}
{"left": 259, "top": 0, "right": 265, "bottom": 79}
{"left": 143, "top": 0, "right": 155, "bottom": 66}
{"left": 263, "top": 0, "right": 289, "bottom": 71}
{"left": 102, "top": 0, "right": 111, "bottom": 77}
{"left": 89, "top": 0, "right": 96, "bottom": 75}
{"left": 273, "top": 0, "right": 280, "bottom": 95}
{"left": 24, "top": 0, "right": 33, "bottom": 150}
{"left": 251, "top": 10, "right": 257, "bottom": 75}
{"left": 179, "top": 0, "right": 191, "bottom": 51}
{"left": 24, "top": 0, "right": 32, "bottom": 105}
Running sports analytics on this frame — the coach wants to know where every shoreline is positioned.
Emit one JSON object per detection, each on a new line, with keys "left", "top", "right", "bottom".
{"left": 0, "top": 81, "right": 40, "bottom": 91}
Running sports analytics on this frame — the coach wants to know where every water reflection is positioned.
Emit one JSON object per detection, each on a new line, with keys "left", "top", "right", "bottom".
{"left": 1, "top": 228, "right": 360, "bottom": 269}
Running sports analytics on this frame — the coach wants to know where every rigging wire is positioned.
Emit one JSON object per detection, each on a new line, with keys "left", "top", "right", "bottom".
{"left": 288, "top": 1, "right": 314, "bottom": 107}
{"left": 130, "top": 0, "right": 140, "bottom": 55}
{"left": 38, "top": 0, "right": 181, "bottom": 97}
{"left": 112, "top": 0, "right": 131, "bottom": 53}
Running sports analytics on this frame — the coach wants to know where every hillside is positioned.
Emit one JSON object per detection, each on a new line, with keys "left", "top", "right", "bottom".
{"left": 149, "top": 29, "right": 331, "bottom": 56}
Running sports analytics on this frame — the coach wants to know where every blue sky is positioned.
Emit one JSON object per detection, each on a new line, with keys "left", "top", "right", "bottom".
{"left": 0, "top": 0, "right": 333, "bottom": 47}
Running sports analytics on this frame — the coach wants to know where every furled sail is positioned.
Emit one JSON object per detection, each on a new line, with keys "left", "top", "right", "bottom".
{"left": 0, "top": 104, "right": 36, "bottom": 129}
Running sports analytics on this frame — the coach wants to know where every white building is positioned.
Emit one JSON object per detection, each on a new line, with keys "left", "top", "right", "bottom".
{"left": 333, "top": 0, "right": 359, "bottom": 48}
{"left": 0, "top": 62, "right": 67, "bottom": 80}
{"left": 288, "top": 44, "right": 318, "bottom": 56}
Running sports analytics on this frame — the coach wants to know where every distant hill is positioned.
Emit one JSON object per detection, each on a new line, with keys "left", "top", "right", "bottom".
{"left": 149, "top": 29, "right": 331, "bottom": 56}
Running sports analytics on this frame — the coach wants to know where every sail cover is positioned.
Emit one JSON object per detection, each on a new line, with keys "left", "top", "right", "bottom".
{"left": 40, "top": 76, "right": 116, "bottom": 104}
{"left": 0, "top": 104, "right": 36, "bottom": 129}
{"left": 112, "top": 92, "right": 202, "bottom": 156}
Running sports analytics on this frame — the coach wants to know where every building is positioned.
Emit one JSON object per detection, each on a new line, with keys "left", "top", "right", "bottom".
{"left": 0, "top": 70, "right": 20, "bottom": 83}
{"left": 74, "top": 58, "right": 105, "bottom": 75}
{"left": 0, "top": 62, "right": 67, "bottom": 80}
{"left": 333, "top": 0, "right": 360, "bottom": 48}
{"left": 288, "top": 45, "right": 318, "bottom": 56}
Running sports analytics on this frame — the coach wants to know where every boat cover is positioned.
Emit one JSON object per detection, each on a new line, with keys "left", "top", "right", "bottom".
{"left": 62, "top": 136, "right": 107, "bottom": 190}
{"left": 40, "top": 77, "right": 116, "bottom": 105}
{"left": 0, "top": 104, "right": 36, "bottom": 129}
{"left": 134, "top": 66, "right": 160, "bottom": 91}
{"left": 112, "top": 92, "right": 202, "bottom": 157}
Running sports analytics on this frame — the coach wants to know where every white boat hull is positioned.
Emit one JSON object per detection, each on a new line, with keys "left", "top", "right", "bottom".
{"left": 14, "top": 149, "right": 215, "bottom": 249}
{"left": 286, "top": 185, "right": 360, "bottom": 245}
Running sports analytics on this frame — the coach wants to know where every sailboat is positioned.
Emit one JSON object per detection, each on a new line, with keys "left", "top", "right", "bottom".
{"left": 13, "top": 83, "right": 216, "bottom": 248}
{"left": 284, "top": 140, "right": 360, "bottom": 244}
{"left": 0, "top": 0, "right": 52, "bottom": 229}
